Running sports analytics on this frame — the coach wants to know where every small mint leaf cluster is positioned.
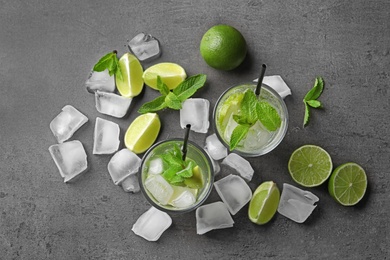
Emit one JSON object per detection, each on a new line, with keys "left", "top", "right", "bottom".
{"left": 93, "top": 51, "right": 123, "bottom": 81}
{"left": 303, "top": 77, "right": 324, "bottom": 126}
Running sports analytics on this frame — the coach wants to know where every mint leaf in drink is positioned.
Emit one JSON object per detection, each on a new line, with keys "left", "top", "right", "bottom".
{"left": 304, "top": 77, "right": 324, "bottom": 101}
{"left": 306, "top": 99, "right": 322, "bottom": 108}
{"left": 138, "top": 96, "right": 167, "bottom": 113}
{"left": 241, "top": 90, "right": 258, "bottom": 124}
{"left": 256, "top": 101, "right": 281, "bottom": 131}
{"left": 165, "top": 92, "right": 182, "bottom": 110}
{"left": 93, "top": 51, "right": 123, "bottom": 80}
{"left": 177, "top": 161, "right": 194, "bottom": 178}
{"left": 230, "top": 124, "right": 250, "bottom": 150}
{"left": 303, "top": 102, "right": 310, "bottom": 126}
{"left": 175, "top": 74, "right": 207, "bottom": 101}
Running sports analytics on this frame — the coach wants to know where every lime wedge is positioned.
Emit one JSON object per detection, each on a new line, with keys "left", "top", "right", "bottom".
{"left": 183, "top": 165, "right": 204, "bottom": 189}
{"left": 217, "top": 92, "right": 244, "bottom": 131}
{"left": 248, "top": 181, "right": 280, "bottom": 225}
{"left": 142, "top": 62, "right": 186, "bottom": 90}
{"left": 116, "top": 53, "right": 144, "bottom": 97}
{"left": 124, "top": 113, "right": 161, "bottom": 154}
{"left": 288, "top": 145, "right": 333, "bottom": 187}
{"left": 328, "top": 162, "right": 367, "bottom": 206}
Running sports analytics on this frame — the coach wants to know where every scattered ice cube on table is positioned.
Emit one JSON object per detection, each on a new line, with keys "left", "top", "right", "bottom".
{"left": 253, "top": 75, "right": 292, "bottom": 99}
{"left": 85, "top": 69, "right": 115, "bottom": 93}
{"left": 214, "top": 174, "right": 252, "bottom": 215}
{"left": 222, "top": 153, "right": 254, "bottom": 181}
{"left": 50, "top": 105, "right": 88, "bottom": 143}
{"left": 121, "top": 175, "right": 140, "bottom": 193}
{"left": 132, "top": 207, "right": 172, "bottom": 241}
{"left": 128, "top": 32, "right": 161, "bottom": 62}
{"left": 196, "top": 201, "right": 234, "bottom": 235}
{"left": 145, "top": 174, "right": 174, "bottom": 205}
{"left": 48, "top": 140, "right": 88, "bottom": 183}
{"left": 180, "top": 98, "right": 210, "bottom": 133}
{"left": 205, "top": 134, "right": 228, "bottom": 160}
{"left": 93, "top": 117, "right": 120, "bottom": 155}
{"left": 148, "top": 158, "right": 164, "bottom": 175}
{"left": 277, "top": 183, "right": 319, "bottom": 223}
{"left": 95, "top": 91, "right": 132, "bottom": 118}
{"left": 107, "top": 149, "right": 141, "bottom": 185}
{"left": 242, "top": 121, "right": 272, "bottom": 150}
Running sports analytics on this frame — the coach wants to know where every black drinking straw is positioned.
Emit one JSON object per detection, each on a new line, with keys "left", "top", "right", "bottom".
{"left": 182, "top": 124, "right": 191, "bottom": 161}
{"left": 255, "top": 64, "right": 267, "bottom": 96}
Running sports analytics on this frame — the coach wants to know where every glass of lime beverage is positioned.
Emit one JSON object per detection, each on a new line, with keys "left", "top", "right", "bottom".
{"left": 139, "top": 138, "right": 214, "bottom": 213}
{"left": 213, "top": 83, "right": 288, "bottom": 157}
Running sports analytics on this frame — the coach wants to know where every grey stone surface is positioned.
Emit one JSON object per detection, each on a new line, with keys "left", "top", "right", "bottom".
{"left": 0, "top": 0, "right": 389, "bottom": 259}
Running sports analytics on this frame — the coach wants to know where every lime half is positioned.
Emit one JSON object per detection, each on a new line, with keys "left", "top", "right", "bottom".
{"left": 142, "top": 62, "right": 186, "bottom": 90}
{"left": 125, "top": 113, "right": 161, "bottom": 154}
{"left": 288, "top": 145, "right": 333, "bottom": 187}
{"left": 116, "top": 53, "right": 144, "bottom": 97}
{"left": 248, "top": 181, "right": 280, "bottom": 225}
{"left": 328, "top": 162, "right": 367, "bottom": 206}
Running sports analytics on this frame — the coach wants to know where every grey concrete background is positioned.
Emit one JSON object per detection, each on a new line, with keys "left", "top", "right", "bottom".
{"left": 0, "top": 0, "right": 389, "bottom": 259}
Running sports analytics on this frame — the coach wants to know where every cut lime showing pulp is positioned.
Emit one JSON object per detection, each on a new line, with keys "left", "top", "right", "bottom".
{"left": 328, "top": 162, "right": 367, "bottom": 206}
{"left": 288, "top": 145, "right": 333, "bottom": 187}
{"left": 248, "top": 181, "right": 280, "bottom": 225}
{"left": 116, "top": 53, "right": 144, "bottom": 97}
{"left": 125, "top": 113, "right": 161, "bottom": 154}
{"left": 142, "top": 62, "right": 186, "bottom": 90}
{"left": 184, "top": 166, "right": 204, "bottom": 189}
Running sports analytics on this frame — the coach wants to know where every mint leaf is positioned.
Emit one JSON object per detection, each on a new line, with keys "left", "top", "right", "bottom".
{"left": 162, "top": 165, "right": 182, "bottom": 182}
{"left": 177, "top": 161, "right": 194, "bottom": 178}
{"left": 303, "top": 101, "right": 310, "bottom": 126}
{"left": 233, "top": 114, "right": 249, "bottom": 125}
{"left": 165, "top": 92, "right": 182, "bottom": 110}
{"left": 304, "top": 77, "right": 324, "bottom": 101}
{"left": 241, "top": 90, "right": 258, "bottom": 124}
{"left": 230, "top": 124, "right": 250, "bottom": 150}
{"left": 93, "top": 51, "right": 122, "bottom": 80}
{"left": 175, "top": 74, "right": 207, "bottom": 101}
{"left": 256, "top": 101, "right": 281, "bottom": 131}
{"left": 156, "top": 76, "right": 169, "bottom": 96}
{"left": 138, "top": 96, "right": 167, "bottom": 114}
{"left": 170, "top": 175, "right": 185, "bottom": 184}
{"left": 306, "top": 99, "right": 322, "bottom": 108}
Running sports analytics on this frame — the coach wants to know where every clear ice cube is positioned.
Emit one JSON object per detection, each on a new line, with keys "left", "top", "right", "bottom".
{"left": 205, "top": 134, "right": 228, "bottom": 160}
{"left": 145, "top": 174, "right": 174, "bottom": 205}
{"left": 222, "top": 153, "right": 254, "bottom": 181}
{"left": 128, "top": 32, "right": 161, "bottom": 62}
{"left": 121, "top": 175, "right": 140, "bottom": 193}
{"left": 214, "top": 174, "right": 252, "bottom": 215}
{"left": 50, "top": 105, "right": 88, "bottom": 143}
{"left": 107, "top": 149, "right": 141, "bottom": 185}
{"left": 85, "top": 69, "right": 116, "bottom": 93}
{"left": 253, "top": 75, "right": 292, "bottom": 99}
{"left": 148, "top": 158, "right": 164, "bottom": 175}
{"left": 242, "top": 121, "right": 272, "bottom": 150}
{"left": 48, "top": 140, "right": 88, "bottom": 183}
{"left": 95, "top": 91, "right": 132, "bottom": 118}
{"left": 180, "top": 98, "right": 210, "bottom": 133}
{"left": 93, "top": 117, "right": 120, "bottom": 155}
{"left": 196, "top": 201, "right": 234, "bottom": 235}
{"left": 132, "top": 207, "right": 172, "bottom": 241}
{"left": 223, "top": 114, "right": 239, "bottom": 142}
{"left": 170, "top": 190, "right": 196, "bottom": 208}
{"left": 277, "top": 183, "right": 319, "bottom": 223}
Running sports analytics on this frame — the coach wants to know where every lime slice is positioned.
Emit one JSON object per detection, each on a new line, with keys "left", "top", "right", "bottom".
{"left": 328, "top": 162, "right": 367, "bottom": 206}
{"left": 124, "top": 113, "right": 161, "bottom": 154}
{"left": 116, "top": 53, "right": 144, "bottom": 97}
{"left": 183, "top": 165, "right": 204, "bottom": 189}
{"left": 288, "top": 145, "right": 333, "bottom": 187}
{"left": 142, "top": 62, "right": 186, "bottom": 90}
{"left": 217, "top": 92, "right": 244, "bottom": 131}
{"left": 248, "top": 181, "right": 280, "bottom": 225}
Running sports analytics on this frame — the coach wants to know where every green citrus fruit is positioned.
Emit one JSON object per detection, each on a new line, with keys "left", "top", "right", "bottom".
{"left": 142, "top": 62, "right": 186, "bottom": 90}
{"left": 116, "top": 53, "right": 144, "bottom": 97}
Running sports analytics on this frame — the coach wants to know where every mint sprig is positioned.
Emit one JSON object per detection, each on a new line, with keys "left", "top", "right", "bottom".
{"left": 93, "top": 51, "right": 123, "bottom": 81}
{"left": 138, "top": 74, "right": 207, "bottom": 114}
{"left": 303, "top": 77, "right": 324, "bottom": 126}
{"left": 229, "top": 89, "right": 281, "bottom": 150}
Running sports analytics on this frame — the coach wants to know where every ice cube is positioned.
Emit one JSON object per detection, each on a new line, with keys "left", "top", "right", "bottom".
{"left": 223, "top": 114, "right": 239, "bottom": 142}
{"left": 95, "top": 91, "right": 132, "bottom": 118}
{"left": 50, "top": 105, "right": 88, "bottom": 143}
{"left": 128, "top": 32, "right": 161, "bottom": 62}
{"left": 93, "top": 117, "right": 120, "bottom": 155}
{"left": 121, "top": 175, "right": 140, "bottom": 193}
{"left": 205, "top": 134, "right": 228, "bottom": 160}
{"left": 180, "top": 98, "right": 210, "bottom": 133}
{"left": 196, "top": 201, "right": 234, "bottom": 235}
{"left": 253, "top": 75, "right": 292, "bottom": 99}
{"left": 222, "top": 153, "right": 254, "bottom": 181}
{"left": 85, "top": 69, "right": 115, "bottom": 93}
{"left": 145, "top": 175, "right": 174, "bottom": 205}
{"left": 214, "top": 174, "right": 252, "bottom": 215}
{"left": 107, "top": 149, "right": 141, "bottom": 185}
{"left": 148, "top": 158, "right": 164, "bottom": 175}
{"left": 132, "top": 207, "right": 172, "bottom": 241}
{"left": 242, "top": 121, "right": 272, "bottom": 150}
{"left": 170, "top": 190, "right": 196, "bottom": 208}
{"left": 277, "top": 183, "right": 319, "bottom": 223}
{"left": 48, "top": 140, "right": 88, "bottom": 183}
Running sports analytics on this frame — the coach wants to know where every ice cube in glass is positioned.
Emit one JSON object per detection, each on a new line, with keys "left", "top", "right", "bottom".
{"left": 214, "top": 174, "right": 252, "bottom": 215}
{"left": 180, "top": 98, "right": 210, "bottom": 133}
{"left": 128, "top": 32, "right": 161, "bottom": 62}
{"left": 222, "top": 153, "right": 254, "bottom": 181}
{"left": 132, "top": 207, "right": 172, "bottom": 241}
{"left": 145, "top": 174, "right": 174, "bottom": 205}
{"left": 107, "top": 149, "right": 141, "bottom": 185}
{"left": 48, "top": 140, "right": 88, "bottom": 183}
{"left": 148, "top": 158, "right": 164, "bottom": 175}
{"left": 205, "top": 134, "right": 228, "bottom": 160}
{"left": 95, "top": 91, "right": 132, "bottom": 118}
{"left": 196, "top": 201, "right": 234, "bottom": 235}
{"left": 277, "top": 183, "right": 319, "bottom": 223}
{"left": 50, "top": 105, "right": 88, "bottom": 143}
{"left": 93, "top": 117, "right": 120, "bottom": 155}
{"left": 242, "top": 121, "right": 272, "bottom": 150}
{"left": 85, "top": 69, "right": 115, "bottom": 93}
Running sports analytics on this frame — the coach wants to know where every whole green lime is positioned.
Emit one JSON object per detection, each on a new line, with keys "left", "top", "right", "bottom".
{"left": 200, "top": 24, "right": 247, "bottom": 71}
